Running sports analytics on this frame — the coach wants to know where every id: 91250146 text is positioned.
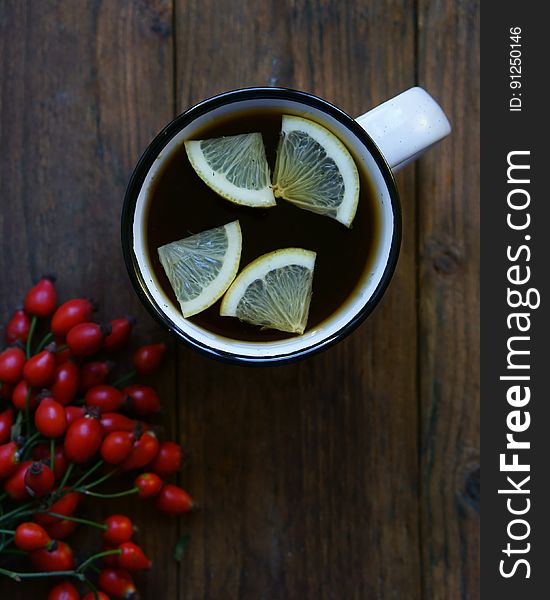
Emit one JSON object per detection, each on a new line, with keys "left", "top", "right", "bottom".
{"left": 509, "top": 26, "right": 522, "bottom": 112}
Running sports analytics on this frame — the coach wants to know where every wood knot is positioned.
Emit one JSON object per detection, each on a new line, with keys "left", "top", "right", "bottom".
{"left": 137, "top": 0, "right": 172, "bottom": 38}
{"left": 431, "top": 243, "right": 462, "bottom": 275}
{"left": 463, "top": 465, "right": 480, "bottom": 512}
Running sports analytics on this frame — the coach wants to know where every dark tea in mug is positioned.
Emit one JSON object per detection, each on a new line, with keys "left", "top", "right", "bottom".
{"left": 145, "top": 108, "right": 382, "bottom": 342}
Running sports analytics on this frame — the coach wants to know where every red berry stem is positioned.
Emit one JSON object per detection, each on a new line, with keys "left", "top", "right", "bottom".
{"left": 77, "top": 548, "right": 121, "bottom": 573}
{"left": 49, "top": 438, "right": 55, "bottom": 472}
{"left": 45, "top": 511, "right": 106, "bottom": 530}
{"left": 24, "top": 385, "right": 33, "bottom": 435}
{"left": 0, "top": 566, "right": 86, "bottom": 582}
{"left": 0, "top": 537, "right": 15, "bottom": 553}
{"left": 71, "top": 459, "right": 104, "bottom": 489}
{"left": 56, "top": 462, "right": 75, "bottom": 493}
{"left": 25, "top": 316, "right": 38, "bottom": 359}
{"left": 82, "top": 487, "right": 139, "bottom": 499}
{"left": 111, "top": 370, "right": 137, "bottom": 388}
{"left": 0, "top": 528, "right": 14, "bottom": 535}
{"left": 35, "top": 332, "right": 54, "bottom": 354}
{"left": 82, "top": 468, "right": 118, "bottom": 490}
{"left": 0, "top": 505, "right": 35, "bottom": 525}
{"left": 0, "top": 548, "right": 27, "bottom": 556}
{"left": 19, "top": 431, "right": 42, "bottom": 458}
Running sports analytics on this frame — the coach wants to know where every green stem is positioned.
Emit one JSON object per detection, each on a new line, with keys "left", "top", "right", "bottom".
{"left": 49, "top": 438, "right": 55, "bottom": 472}
{"left": 20, "top": 431, "right": 41, "bottom": 459}
{"left": 81, "top": 487, "right": 138, "bottom": 499}
{"left": 77, "top": 549, "right": 121, "bottom": 573}
{"left": 0, "top": 528, "right": 14, "bottom": 534}
{"left": 72, "top": 459, "right": 104, "bottom": 490}
{"left": 35, "top": 332, "right": 53, "bottom": 353}
{"left": 0, "top": 535, "right": 15, "bottom": 552}
{"left": 56, "top": 344, "right": 69, "bottom": 353}
{"left": 45, "top": 512, "right": 106, "bottom": 530}
{"left": 83, "top": 574, "right": 99, "bottom": 595}
{"left": 25, "top": 316, "right": 38, "bottom": 359}
{"left": 83, "top": 468, "right": 118, "bottom": 490}
{"left": 0, "top": 505, "right": 35, "bottom": 525}
{"left": 0, "top": 548, "right": 26, "bottom": 556}
{"left": 24, "top": 386, "right": 33, "bottom": 436}
{"left": 112, "top": 370, "right": 136, "bottom": 388}
{"left": 57, "top": 462, "right": 75, "bottom": 494}
{"left": 0, "top": 566, "right": 86, "bottom": 582}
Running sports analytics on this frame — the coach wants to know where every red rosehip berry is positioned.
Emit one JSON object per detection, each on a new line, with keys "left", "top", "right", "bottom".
{"left": 24, "top": 461, "right": 55, "bottom": 497}
{"left": 63, "top": 414, "right": 103, "bottom": 463}
{"left": 48, "top": 581, "right": 81, "bottom": 600}
{"left": 67, "top": 322, "right": 110, "bottom": 357}
{"left": 35, "top": 395, "right": 67, "bottom": 438}
{"left": 120, "top": 431, "right": 159, "bottom": 471}
{"left": 34, "top": 489, "right": 81, "bottom": 526}
{"left": 14, "top": 522, "right": 53, "bottom": 551}
{"left": 24, "top": 276, "right": 57, "bottom": 317}
{"left": 23, "top": 347, "right": 56, "bottom": 387}
{"left": 0, "top": 441, "right": 20, "bottom": 478}
{"left": 80, "top": 360, "right": 113, "bottom": 391}
{"left": 65, "top": 405, "right": 85, "bottom": 426}
{"left": 118, "top": 542, "right": 151, "bottom": 570}
{"left": 132, "top": 343, "right": 166, "bottom": 376}
{"left": 123, "top": 385, "right": 161, "bottom": 416}
{"left": 5, "top": 308, "right": 31, "bottom": 344}
{"left": 44, "top": 518, "right": 78, "bottom": 540}
{"left": 0, "top": 346, "right": 26, "bottom": 384}
{"left": 148, "top": 441, "right": 182, "bottom": 477}
{"left": 100, "top": 412, "right": 139, "bottom": 437}
{"left": 30, "top": 541, "right": 75, "bottom": 572}
{"left": 101, "top": 431, "right": 135, "bottom": 465}
{"left": 12, "top": 379, "right": 38, "bottom": 411}
{"left": 134, "top": 472, "right": 163, "bottom": 498}
{"left": 103, "top": 515, "right": 135, "bottom": 545}
{"left": 85, "top": 385, "right": 125, "bottom": 412}
{"left": 51, "top": 361, "right": 80, "bottom": 405}
{"left": 155, "top": 484, "right": 194, "bottom": 515}
{"left": 51, "top": 298, "right": 96, "bottom": 337}
{"left": 103, "top": 317, "right": 135, "bottom": 352}
{"left": 0, "top": 407, "right": 15, "bottom": 444}
{"left": 98, "top": 568, "right": 138, "bottom": 599}
{"left": 4, "top": 460, "right": 33, "bottom": 500}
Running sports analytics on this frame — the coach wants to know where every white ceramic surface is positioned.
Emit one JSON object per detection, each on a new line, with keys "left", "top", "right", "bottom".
{"left": 131, "top": 88, "right": 450, "bottom": 360}
{"left": 356, "top": 87, "right": 452, "bottom": 171}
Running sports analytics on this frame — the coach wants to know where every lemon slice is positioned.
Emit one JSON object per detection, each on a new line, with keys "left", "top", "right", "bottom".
{"left": 220, "top": 248, "right": 316, "bottom": 335}
{"left": 158, "top": 221, "right": 242, "bottom": 317}
{"left": 185, "top": 133, "right": 276, "bottom": 207}
{"left": 272, "top": 115, "right": 360, "bottom": 227}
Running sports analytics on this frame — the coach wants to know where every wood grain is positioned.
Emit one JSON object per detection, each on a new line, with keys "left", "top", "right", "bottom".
{"left": 0, "top": 0, "right": 480, "bottom": 598}
{"left": 417, "top": 0, "right": 480, "bottom": 598}
{"left": 0, "top": 0, "right": 177, "bottom": 597}
{"left": 175, "top": 1, "right": 421, "bottom": 598}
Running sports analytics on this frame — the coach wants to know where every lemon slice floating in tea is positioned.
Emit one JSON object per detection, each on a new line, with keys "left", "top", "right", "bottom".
{"left": 185, "top": 133, "right": 276, "bottom": 208}
{"left": 220, "top": 248, "right": 316, "bottom": 335}
{"left": 272, "top": 115, "right": 360, "bottom": 227}
{"left": 158, "top": 221, "right": 242, "bottom": 317}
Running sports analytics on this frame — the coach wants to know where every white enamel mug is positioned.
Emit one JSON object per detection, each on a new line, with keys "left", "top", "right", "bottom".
{"left": 122, "top": 87, "right": 451, "bottom": 365}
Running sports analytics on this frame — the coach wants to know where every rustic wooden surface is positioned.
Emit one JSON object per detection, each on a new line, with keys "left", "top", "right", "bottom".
{"left": 0, "top": 1, "right": 479, "bottom": 599}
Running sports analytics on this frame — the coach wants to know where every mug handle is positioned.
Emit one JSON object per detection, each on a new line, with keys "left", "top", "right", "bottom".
{"left": 355, "top": 87, "right": 451, "bottom": 172}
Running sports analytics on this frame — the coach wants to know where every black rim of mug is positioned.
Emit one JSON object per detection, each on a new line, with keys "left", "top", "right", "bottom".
{"left": 121, "top": 87, "right": 402, "bottom": 366}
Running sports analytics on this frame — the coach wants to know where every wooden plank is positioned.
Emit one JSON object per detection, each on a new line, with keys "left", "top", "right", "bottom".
{"left": 175, "top": 1, "right": 420, "bottom": 598}
{"left": 0, "top": 0, "right": 177, "bottom": 597}
{"left": 417, "top": 0, "right": 480, "bottom": 598}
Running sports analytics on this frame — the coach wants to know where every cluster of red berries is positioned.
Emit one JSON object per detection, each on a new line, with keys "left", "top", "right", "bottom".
{"left": 0, "top": 276, "right": 193, "bottom": 599}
